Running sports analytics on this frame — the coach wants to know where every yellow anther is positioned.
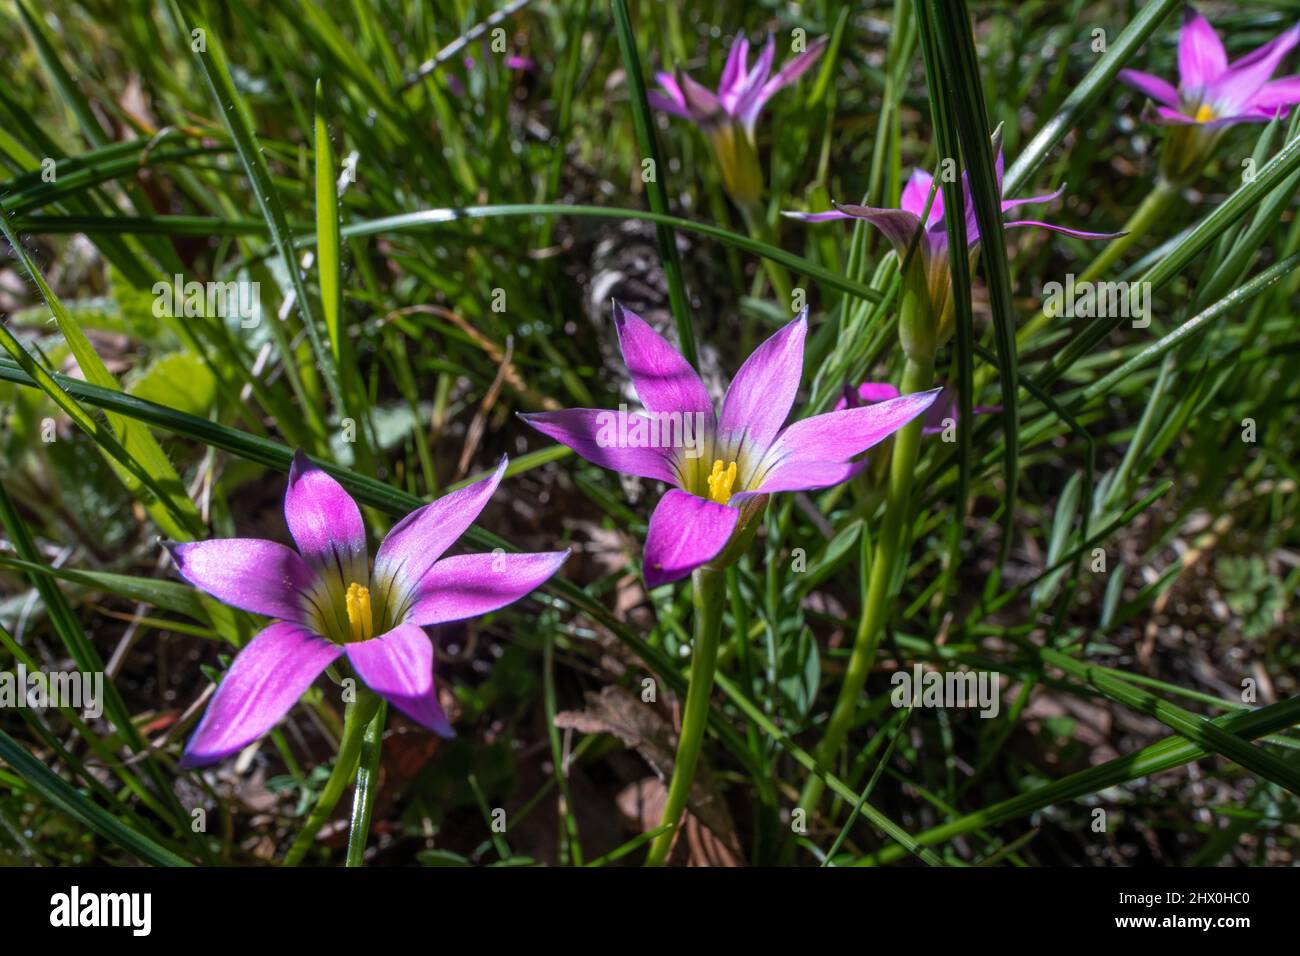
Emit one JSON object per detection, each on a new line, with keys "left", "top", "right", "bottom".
{"left": 705, "top": 459, "right": 738, "bottom": 505}
{"left": 1194, "top": 103, "right": 1216, "bottom": 123}
{"left": 345, "top": 582, "right": 373, "bottom": 642}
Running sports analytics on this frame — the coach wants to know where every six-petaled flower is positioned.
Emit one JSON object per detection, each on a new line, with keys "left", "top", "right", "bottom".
{"left": 168, "top": 453, "right": 568, "bottom": 766}
{"left": 522, "top": 304, "right": 939, "bottom": 588}
{"left": 1121, "top": 8, "right": 1300, "bottom": 129}
{"left": 650, "top": 32, "right": 826, "bottom": 205}
{"left": 785, "top": 129, "right": 1117, "bottom": 352}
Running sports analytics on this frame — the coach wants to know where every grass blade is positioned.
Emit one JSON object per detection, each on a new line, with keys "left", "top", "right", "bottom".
{"left": 175, "top": 0, "right": 343, "bottom": 428}
{"left": 610, "top": 0, "right": 696, "bottom": 368}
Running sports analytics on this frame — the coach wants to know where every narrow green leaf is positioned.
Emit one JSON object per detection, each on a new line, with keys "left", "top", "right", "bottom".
{"left": 176, "top": 0, "right": 344, "bottom": 421}
{"left": 0, "top": 728, "right": 190, "bottom": 867}
{"left": 314, "top": 79, "right": 343, "bottom": 366}
{"left": 610, "top": 0, "right": 697, "bottom": 368}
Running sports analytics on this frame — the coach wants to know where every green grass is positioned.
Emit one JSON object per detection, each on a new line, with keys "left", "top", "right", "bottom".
{"left": 0, "top": 0, "right": 1297, "bottom": 867}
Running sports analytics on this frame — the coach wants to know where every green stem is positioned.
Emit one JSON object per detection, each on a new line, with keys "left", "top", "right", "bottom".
{"left": 283, "top": 684, "right": 380, "bottom": 866}
{"left": 644, "top": 565, "right": 727, "bottom": 866}
{"left": 739, "top": 201, "right": 793, "bottom": 306}
{"left": 345, "top": 699, "right": 387, "bottom": 867}
{"left": 799, "top": 346, "right": 934, "bottom": 815}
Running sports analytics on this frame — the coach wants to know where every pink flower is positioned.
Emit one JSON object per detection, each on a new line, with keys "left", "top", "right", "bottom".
{"left": 169, "top": 454, "right": 568, "bottom": 766}
{"left": 1120, "top": 7, "right": 1300, "bottom": 127}
{"left": 650, "top": 33, "right": 825, "bottom": 138}
{"left": 649, "top": 33, "right": 826, "bottom": 205}
{"left": 522, "top": 305, "right": 938, "bottom": 587}
{"left": 786, "top": 130, "right": 1116, "bottom": 341}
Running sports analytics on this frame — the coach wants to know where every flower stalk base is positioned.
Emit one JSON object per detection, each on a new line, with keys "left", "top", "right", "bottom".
{"left": 799, "top": 345, "right": 935, "bottom": 815}
{"left": 644, "top": 564, "right": 727, "bottom": 866}
{"left": 284, "top": 684, "right": 380, "bottom": 866}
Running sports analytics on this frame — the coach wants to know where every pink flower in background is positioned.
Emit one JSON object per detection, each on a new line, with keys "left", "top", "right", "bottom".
{"left": 649, "top": 32, "right": 827, "bottom": 204}
{"left": 169, "top": 453, "right": 568, "bottom": 766}
{"left": 522, "top": 304, "right": 938, "bottom": 587}
{"left": 447, "top": 52, "right": 537, "bottom": 96}
{"left": 1120, "top": 8, "right": 1300, "bottom": 127}
{"left": 786, "top": 133, "right": 1112, "bottom": 256}
{"left": 650, "top": 32, "right": 826, "bottom": 137}
{"left": 785, "top": 131, "right": 1116, "bottom": 331}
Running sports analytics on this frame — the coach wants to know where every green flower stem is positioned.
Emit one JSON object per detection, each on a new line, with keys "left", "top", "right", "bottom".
{"left": 644, "top": 565, "right": 727, "bottom": 867}
{"left": 739, "top": 200, "right": 794, "bottom": 306}
{"left": 283, "top": 683, "right": 380, "bottom": 866}
{"left": 799, "top": 344, "right": 934, "bottom": 815}
{"left": 345, "top": 699, "right": 387, "bottom": 867}
{"left": 1010, "top": 178, "right": 1179, "bottom": 356}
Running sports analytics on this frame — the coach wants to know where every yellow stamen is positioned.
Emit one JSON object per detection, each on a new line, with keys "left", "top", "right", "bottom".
{"left": 345, "top": 582, "right": 373, "bottom": 642}
{"left": 705, "top": 458, "right": 738, "bottom": 505}
{"left": 1194, "top": 103, "right": 1216, "bottom": 123}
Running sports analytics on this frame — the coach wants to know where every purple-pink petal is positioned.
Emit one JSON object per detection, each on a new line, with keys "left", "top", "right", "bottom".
{"left": 650, "top": 72, "right": 692, "bottom": 119}
{"left": 1179, "top": 8, "right": 1228, "bottom": 92}
{"left": 1004, "top": 220, "right": 1125, "bottom": 240}
{"left": 345, "top": 623, "right": 452, "bottom": 736}
{"left": 718, "top": 312, "right": 807, "bottom": 456}
{"left": 1152, "top": 103, "right": 1269, "bottom": 127}
{"left": 1250, "top": 76, "right": 1300, "bottom": 112}
{"left": 1119, "top": 69, "right": 1181, "bottom": 107}
{"left": 761, "top": 35, "right": 827, "bottom": 95}
{"left": 749, "top": 459, "right": 867, "bottom": 494}
{"left": 1219, "top": 36, "right": 1300, "bottom": 104}
{"left": 653, "top": 71, "right": 686, "bottom": 107}
{"left": 373, "top": 457, "right": 506, "bottom": 594}
{"left": 761, "top": 388, "right": 940, "bottom": 467}
{"left": 285, "top": 451, "right": 367, "bottom": 583}
{"left": 731, "top": 36, "right": 777, "bottom": 129}
{"left": 642, "top": 489, "right": 739, "bottom": 588}
{"left": 824, "top": 204, "right": 928, "bottom": 255}
{"left": 181, "top": 621, "right": 342, "bottom": 767}
{"left": 900, "top": 169, "right": 944, "bottom": 223}
{"left": 648, "top": 89, "right": 692, "bottom": 119}
{"left": 405, "top": 550, "right": 570, "bottom": 627}
{"left": 1000, "top": 184, "right": 1066, "bottom": 215}
{"left": 739, "top": 36, "right": 776, "bottom": 97}
{"left": 1210, "top": 24, "right": 1300, "bottom": 111}
{"left": 782, "top": 208, "right": 854, "bottom": 223}
{"left": 677, "top": 70, "right": 722, "bottom": 119}
{"left": 833, "top": 380, "right": 902, "bottom": 411}
{"left": 920, "top": 386, "right": 1000, "bottom": 435}
{"left": 741, "top": 36, "right": 825, "bottom": 129}
{"left": 860, "top": 382, "right": 902, "bottom": 403}
{"left": 1242, "top": 74, "right": 1300, "bottom": 113}
{"left": 831, "top": 381, "right": 996, "bottom": 435}
{"left": 1235, "top": 24, "right": 1300, "bottom": 71}
{"left": 519, "top": 408, "right": 681, "bottom": 484}
{"left": 613, "top": 302, "right": 714, "bottom": 419}
{"left": 169, "top": 538, "right": 315, "bottom": 623}
{"left": 719, "top": 35, "right": 750, "bottom": 111}
{"left": 1152, "top": 104, "right": 1202, "bottom": 125}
